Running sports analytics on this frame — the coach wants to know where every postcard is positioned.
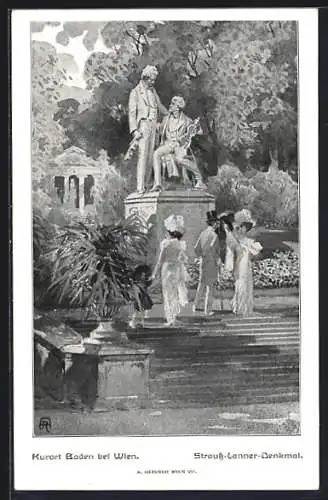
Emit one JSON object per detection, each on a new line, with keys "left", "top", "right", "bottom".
{"left": 12, "top": 8, "right": 319, "bottom": 491}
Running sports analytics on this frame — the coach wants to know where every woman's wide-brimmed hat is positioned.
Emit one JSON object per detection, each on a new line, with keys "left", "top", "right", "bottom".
{"left": 234, "top": 209, "right": 256, "bottom": 229}
{"left": 206, "top": 210, "right": 218, "bottom": 223}
{"left": 218, "top": 210, "right": 234, "bottom": 219}
{"left": 164, "top": 214, "right": 185, "bottom": 233}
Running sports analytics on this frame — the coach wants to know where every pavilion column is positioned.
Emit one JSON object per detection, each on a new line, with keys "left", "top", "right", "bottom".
{"left": 78, "top": 176, "right": 85, "bottom": 211}
{"left": 64, "top": 177, "right": 70, "bottom": 204}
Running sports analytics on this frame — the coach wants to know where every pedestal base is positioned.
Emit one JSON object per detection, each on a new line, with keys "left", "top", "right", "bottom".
{"left": 62, "top": 341, "right": 154, "bottom": 411}
{"left": 94, "top": 350, "right": 152, "bottom": 411}
{"left": 124, "top": 189, "right": 216, "bottom": 264}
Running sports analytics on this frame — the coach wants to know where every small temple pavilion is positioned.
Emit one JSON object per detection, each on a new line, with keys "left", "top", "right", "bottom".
{"left": 47, "top": 146, "right": 103, "bottom": 216}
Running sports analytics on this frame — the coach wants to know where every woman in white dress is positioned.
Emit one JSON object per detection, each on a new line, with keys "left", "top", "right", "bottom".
{"left": 229, "top": 210, "right": 263, "bottom": 317}
{"left": 151, "top": 214, "right": 189, "bottom": 326}
{"left": 217, "top": 212, "right": 235, "bottom": 272}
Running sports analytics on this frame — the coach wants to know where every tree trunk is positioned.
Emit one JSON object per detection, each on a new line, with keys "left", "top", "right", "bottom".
{"left": 268, "top": 147, "right": 279, "bottom": 173}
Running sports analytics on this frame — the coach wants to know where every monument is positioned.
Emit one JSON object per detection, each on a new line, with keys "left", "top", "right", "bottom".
{"left": 124, "top": 70, "right": 216, "bottom": 262}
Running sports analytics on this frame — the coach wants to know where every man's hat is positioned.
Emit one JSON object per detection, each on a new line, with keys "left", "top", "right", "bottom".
{"left": 206, "top": 210, "right": 218, "bottom": 223}
{"left": 218, "top": 211, "right": 235, "bottom": 231}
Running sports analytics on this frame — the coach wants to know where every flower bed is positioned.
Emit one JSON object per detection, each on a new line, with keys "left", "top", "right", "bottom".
{"left": 253, "top": 250, "right": 299, "bottom": 289}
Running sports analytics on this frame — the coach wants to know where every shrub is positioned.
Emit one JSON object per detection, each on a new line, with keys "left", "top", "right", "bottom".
{"left": 91, "top": 152, "right": 132, "bottom": 225}
{"left": 208, "top": 164, "right": 258, "bottom": 215}
{"left": 207, "top": 163, "right": 298, "bottom": 229}
{"left": 250, "top": 168, "right": 298, "bottom": 228}
{"left": 33, "top": 185, "right": 75, "bottom": 228}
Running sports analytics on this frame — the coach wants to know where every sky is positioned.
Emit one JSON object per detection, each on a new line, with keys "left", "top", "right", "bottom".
{"left": 31, "top": 23, "right": 111, "bottom": 88}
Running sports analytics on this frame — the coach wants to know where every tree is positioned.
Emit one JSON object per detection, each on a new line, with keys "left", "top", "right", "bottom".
{"left": 31, "top": 41, "right": 68, "bottom": 189}
{"left": 202, "top": 21, "right": 297, "bottom": 172}
{"left": 91, "top": 150, "right": 131, "bottom": 224}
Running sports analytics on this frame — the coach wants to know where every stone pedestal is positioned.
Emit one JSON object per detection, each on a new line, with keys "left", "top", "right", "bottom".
{"left": 63, "top": 342, "right": 153, "bottom": 411}
{"left": 124, "top": 190, "right": 216, "bottom": 263}
{"left": 34, "top": 313, "right": 154, "bottom": 412}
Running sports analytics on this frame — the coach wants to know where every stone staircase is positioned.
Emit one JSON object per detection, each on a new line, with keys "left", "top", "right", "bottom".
{"left": 128, "top": 312, "right": 300, "bottom": 409}
{"left": 43, "top": 308, "right": 300, "bottom": 412}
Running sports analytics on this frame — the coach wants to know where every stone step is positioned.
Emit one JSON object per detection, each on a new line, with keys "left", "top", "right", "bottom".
{"left": 151, "top": 388, "right": 299, "bottom": 405}
{"left": 131, "top": 339, "right": 299, "bottom": 351}
{"left": 151, "top": 373, "right": 299, "bottom": 384}
{"left": 152, "top": 361, "right": 298, "bottom": 371}
{"left": 152, "top": 382, "right": 299, "bottom": 397}
{"left": 222, "top": 324, "right": 299, "bottom": 331}
{"left": 144, "top": 315, "right": 298, "bottom": 326}
{"left": 138, "top": 325, "right": 300, "bottom": 338}
{"left": 155, "top": 369, "right": 299, "bottom": 379}
{"left": 151, "top": 373, "right": 298, "bottom": 385}
{"left": 247, "top": 340, "right": 299, "bottom": 347}
{"left": 146, "top": 348, "right": 299, "bottom": 362}
{"left": 151, "top": 365, "right": 299, "bottom": 376}
{"left": 152, "top": 391, "right": 299, "bottom": 410}
{"left": 230, "top": 339, "right": 299, "bottom": 346}
{"left": 151, "top": 355, "right": 298, "bottom": 369}
{"left": 141, "top": 350, "right": 299, "bottom": 363}
{"left": 203, "top": 322, "right": 299, "bottom": 329}
{"left": 145, "top": 316, "right": 227, "bottom": 324}
{"left": 152, "top": 372, "right": 299, "bottom": 388}
{"left": 222, "top": 315, "right": 298, "bottom": 323}
{"left": 153, "top": 360, "right": 299, "bottom": 372}
{"left": 134, "top": 338, "right": 300, "bottom": 351}
{"left": 128, "top": 328, "right": 200, "bottom": 339}
{"left": 199, "top": 338, "right": 300, "bottom": 346}
{"left": 133, "top": 328, "right": 299, "bottom": 340}
{"left": 224, "top": 320, "right": 299, "bottom": 328}
{"left": 200, "top": 328, "right": 299, "bottom": 336}
{"left": 133, "top": 323, "right": 299, "bottom": 335}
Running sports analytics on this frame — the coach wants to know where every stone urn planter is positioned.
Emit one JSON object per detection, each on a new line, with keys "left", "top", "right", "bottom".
{"left": 83, "top": 299, "right": 129, "bottom": 345}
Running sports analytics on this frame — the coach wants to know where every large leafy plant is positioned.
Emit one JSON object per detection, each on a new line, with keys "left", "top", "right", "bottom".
{"left": 33, "top": 211, "right": 57, "bottom": 307}
{"left": 47, "top": 214, "right": 148, "bottom": 319}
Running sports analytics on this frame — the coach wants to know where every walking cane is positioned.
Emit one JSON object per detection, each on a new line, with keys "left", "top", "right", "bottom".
{"left": 218, "top": 261, "right": 224, "bottom": 311}
{"left": 216, "top": 283, "right": 224, "bottom": 311}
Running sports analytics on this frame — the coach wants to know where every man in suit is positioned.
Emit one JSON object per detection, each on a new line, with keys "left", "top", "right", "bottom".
{"left": 193, "top": 210, "right": 221, "bottom": 316}
{"left": 128, "top": 65, "right": 168, "bottom": 193}
{"left": 151, "top": 96, "right": 207, "bottom": 191}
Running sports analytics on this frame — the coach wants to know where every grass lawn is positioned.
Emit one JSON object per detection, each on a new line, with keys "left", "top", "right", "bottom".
{"left": 252, "top": 227, "right": 298, "bottom": 259}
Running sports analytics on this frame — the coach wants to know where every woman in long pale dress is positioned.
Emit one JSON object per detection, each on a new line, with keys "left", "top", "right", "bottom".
{"left": 152, "top": 215, "right": 189, "bottom": 326}
{"left": 230, "top": 210, "right": 262, "bottom": 317}
{"left": 216, "top": 212, "right": 235, "bottom": 272}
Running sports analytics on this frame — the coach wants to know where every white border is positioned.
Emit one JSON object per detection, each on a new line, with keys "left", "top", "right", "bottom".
{"left": 12, "top": 9, "right": 319, "bottom": 491}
